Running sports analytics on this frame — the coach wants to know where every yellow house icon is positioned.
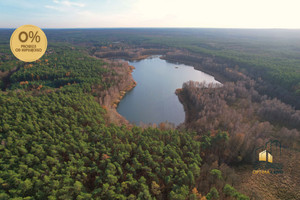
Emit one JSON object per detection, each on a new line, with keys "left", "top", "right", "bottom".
{"left": 259, "top": 150, "right": 273, "bottom": 163}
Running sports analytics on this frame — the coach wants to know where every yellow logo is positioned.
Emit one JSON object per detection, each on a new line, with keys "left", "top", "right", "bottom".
{"left": 259, "top": 150, "right": 273, "bottom": 163}
{"left": 253, "top": 140, "right": 283, "bottom": 174}
{"left": 10, "top": 24, "right": 47, "bottom": 62}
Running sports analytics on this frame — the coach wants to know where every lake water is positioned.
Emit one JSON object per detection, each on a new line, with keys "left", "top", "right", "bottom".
{"left": 117, "top": 56, "right": 220, "bottom": 126}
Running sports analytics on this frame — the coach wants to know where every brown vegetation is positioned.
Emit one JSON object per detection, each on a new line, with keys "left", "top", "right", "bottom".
{"left": 92, "top": 44, "right": 300, "bottom": 199}
{"left": 177, "top": 79, "right": 300, "bottom": 199}
{"left": 93, "top": 59, "right": 137, "bottom": 126}
{"left": 178, "top": 80, "right": 299, "bottom": 162}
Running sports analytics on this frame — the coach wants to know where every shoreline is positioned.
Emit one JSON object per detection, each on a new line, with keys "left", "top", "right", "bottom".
{"left": 111, "top": 64, "right": 137, "bottom": 109}
{"left": 97, "top": 51, "right": 228, "bottom": 127}
{"left": 93, "top": 58, "right": 137, "bottom": 126}
{"left": 160, "top": 56, "right": 227, "bottom": 84}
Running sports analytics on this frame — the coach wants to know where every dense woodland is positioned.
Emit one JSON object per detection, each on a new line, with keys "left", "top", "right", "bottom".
{"left": 0, "top": 31, "right": 249, "bottom": 199}
{"left": 1, "top": 29, "right": 300, "bottom": 199}
{"left": 179, "top": 80, "right": 300, "bottom": 161}
{"left": 177, "top": 79, "right": 300, "bottom": 199}
{"left": 0, "top": 91, "right": 206, "bottom": 199}
{"left": 43, "top": 28, "right": 300, "bottom": 108}
{"left": 42, "top": 29, "right": 300, "bottom": 105}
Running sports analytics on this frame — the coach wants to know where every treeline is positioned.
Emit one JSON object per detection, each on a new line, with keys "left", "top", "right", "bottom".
{"left": 3, "top": 28, "right": 299, "bottom": 102}
{"left": 164, "top": 51, "right": 300, "bottom": 109}
{"left": 12, "top": 28, "right": 299, "bottom": 109}
{"left": 144, "top": 30, "right": 300, "bottom": 104}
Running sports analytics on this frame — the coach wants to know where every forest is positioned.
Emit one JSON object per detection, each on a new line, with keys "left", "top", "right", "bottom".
{"left": 0, "top": 28, "right": 300, "bottom": 199}
{"left": 0, "top": 30, "right": 248, "bottom": 199}
{"left": 48, "top": 28, "right": 300, "bottom": 108}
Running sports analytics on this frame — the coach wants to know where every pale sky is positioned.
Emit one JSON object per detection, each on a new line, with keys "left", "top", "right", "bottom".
{"left": 0, "top": 0, "right": 300, "bottom": 28}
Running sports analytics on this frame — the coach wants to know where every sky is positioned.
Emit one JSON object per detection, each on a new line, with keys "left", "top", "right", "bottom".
{"left": 0, "top": 0, "right": 300, "bottom": 28}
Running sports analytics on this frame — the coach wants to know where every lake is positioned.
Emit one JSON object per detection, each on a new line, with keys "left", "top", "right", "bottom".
{"left": 117, "top": 56, "right": 220, "bottom": 126}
